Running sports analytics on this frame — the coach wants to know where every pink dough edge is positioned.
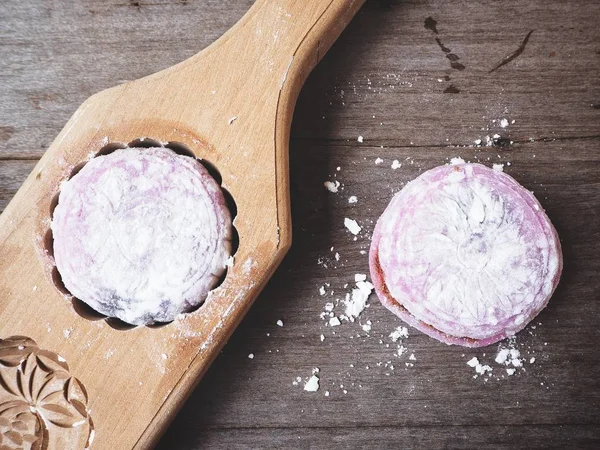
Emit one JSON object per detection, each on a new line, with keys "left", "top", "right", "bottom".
{"left": 368, "top": 164, "right": 563, "bottom": 348}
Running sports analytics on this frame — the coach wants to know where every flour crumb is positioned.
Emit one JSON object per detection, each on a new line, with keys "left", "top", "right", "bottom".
{"left": 225, "top": 255, "right": 235, "bottom": 268}
{"left": 409, "top": 353, "right": 416, "bottom": 361}
{"left": 495, "top": 349, "right": 510, "bottom": 364}
{"left": 391, "top": 160, "right": 401, "bottom": 170}
{"left": 354, "top": 274, "right": 367, "bottom": 282}
{"left": 319, "top": 286, "right": 326, "bottom": 296}
{"left": 389, "top": 326, "right": 409, "bottom": 342}
{"left": 276, "top": 319, "right": 284, "bottom": 327}
{"left": 467, "top": 357, "right": 479, "bottom": 368}
{"left": 348, "top": 195, "right": 358, "bottom": 204}
{"left": 506, "top": 368, "right": 516, "bottom": 376}
{"left": 63, "top": 328, "right": 73, "bottom": 339}
{"left": 476, "top": 364, "right": 493, "bottom": 375}
{"left": 450, "top": 157, "right": 466, "bottom": 165}
{"left": 324, "top": 180, "right": 340, "bottom": 193}
{"left": 320, "top": 334, "right": 325, "bottom": 342}
{"left": 304, "top": 371, "right": 320, "bottom": 392}
{"left": 324, "top": 390, "right": 330, "bottom": 397}
{"left": 329, "top": 316, "right": 341, "bottom": 327}
{"left": 344, "top": 218, "right": 361, "bottom": 235}
{"left": 530, "top": 357, "right": 536, "bottom": 364}
{"left": 474, "top": 139, "right": 482, "bottom": 146}
{"left": 493, "top": 163, "right": 504, "bottom": 172}
{"left": 357, "top": 135, "right": 364, "bottom": 143}
{"left": 375, "top": 157, "right": 383, "bottom": 165}
{"left": 500, "top": 118, "right": 509, "bottom": 128}
{"left": 248, "top": 353, "right": 254, "bottom": 359}
{"left": 33, "top": 285, "right": 38, "bottom": 292}
{"left": 344, "top": 281, "right": 373, "bottom": 320}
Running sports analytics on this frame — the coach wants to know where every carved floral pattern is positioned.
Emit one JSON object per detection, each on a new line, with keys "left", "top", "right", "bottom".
{"left": 0, "top": 336, "right": 93, "bottom": 450}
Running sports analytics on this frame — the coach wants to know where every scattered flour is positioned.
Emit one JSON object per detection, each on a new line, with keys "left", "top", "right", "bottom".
{"left": 391, "top": 160, "right": 401, "bottom": 170}
{"left": 357, "top": 136, "right": 364, "bottom": 143}
{"left": 344, "top": 218, "right": 361, "bottom": 235}
{"left": 348, "top": 196, "right": 358, "bottom": 204}
{"left": 389, "top": 326, "right": 409, "bottom": 342}
{"left": 375, "top": 157, "right": 383, "bottom": 165}
{"left": 276, "top": 319, "right": 284, "bottom": 327}
{"left": 324, "top": 180, "right": 341, "bottom": 193}
{"left": 467, "top": 357, "right": 492, "bottom": 375}
{"left": 329, "top": 317, "right": 341, "bottom": 327}
{"left": 304, "top": 368, "right": 320, "bottom": 392}
{"left": 344, "top": 280, "right": 374, "bottom": 320}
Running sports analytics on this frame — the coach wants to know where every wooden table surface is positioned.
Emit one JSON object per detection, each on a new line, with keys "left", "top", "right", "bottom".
{"left": 1, "top": 1, "right": 599, "bottom": 448}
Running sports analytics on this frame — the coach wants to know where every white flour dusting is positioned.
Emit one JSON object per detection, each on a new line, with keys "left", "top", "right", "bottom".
{"left": 324, "top": 180, "right": 341, "bottom": 193}
{"left": 303, "top": 368, "right": 320, "bottom": 392}
{"left": 389, "top": 326, "right": 409, "bottom": 342}
{"left": 344, "top": 218, "right": 361, "bottom": 235}
{"left": 344, "top": 281, "right": 374, "bottom": 320}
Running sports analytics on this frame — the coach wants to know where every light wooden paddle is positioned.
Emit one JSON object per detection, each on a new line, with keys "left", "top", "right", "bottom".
{"left": 0, "top": 1, "right": 364, "bottom": 448}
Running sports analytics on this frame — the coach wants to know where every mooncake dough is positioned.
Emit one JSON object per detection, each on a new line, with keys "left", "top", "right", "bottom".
{"left": 52, "top": 147, "right": 232, "bottom": 325}
{"left": 369, "top": 163, "right": 562, "bottom": 347}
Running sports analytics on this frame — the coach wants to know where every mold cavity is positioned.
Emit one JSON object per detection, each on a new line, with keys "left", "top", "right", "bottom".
{"left": 199, "top": 159, "right": 223, "bottom": 186}
{"left": 221, "top": 188, "right": 238, "bottom": 220}
{"left": 46, "top": 138, "right": 239, "bottom": 330}
{"left": 44, "top": 229, "right": 54, "bottom": 258}
{"left": 49, "top": 193, "right": 60, "bottom": 218}
{"left": 146, "top": 321, "right": 170, "bottom": 329}
{"left": 72, "top": 298, "right": 105, "bottom": 321}
{"left": 96, "top": 142, "right": 128, "bottom": 157}
{"left": 68, "top": 161, "right": 88, "bottom": 180}
{"left": 165, "top": 141, "right": 196, "bottom": 158}
{"left": 127, "top": 137, "right": 162, "bottom": 148}
{"left": 105, "top": 317, "right": 136, "bottom": 331}
{"left": 229, "top": 225, "right": 240, "bottom": 257}
{"left": 51, "top": 267, "right": 70, "bottom": 296}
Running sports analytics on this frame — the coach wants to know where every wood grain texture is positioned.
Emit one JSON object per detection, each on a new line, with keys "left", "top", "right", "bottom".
{"left": 1, "top": 0, "right": 599, "bottom": 449}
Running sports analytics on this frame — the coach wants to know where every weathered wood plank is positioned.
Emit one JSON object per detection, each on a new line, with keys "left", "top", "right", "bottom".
{"left": 158, "top": 425, "right": 600, "bottom": 450}
{"left": 1, "top": 0, "right": 599, "bottom": 157}
{"left": 0, "top": 160, "right": 36, "bottom": 213}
